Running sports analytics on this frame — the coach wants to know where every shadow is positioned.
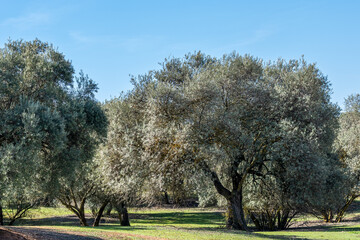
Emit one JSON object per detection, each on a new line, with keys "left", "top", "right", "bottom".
{"left": 7, "top": 226, "right": 102, "bottom": 240}
{"left": 8, "top": 207, "right": 360, "bottom": 240}
{"left": 129, "top": 211, "right": 224, "bottom": 226}
{"left": 292, "top": 224, "right": 360, "bottom": 232}
{"left": 252, "top": 232, "right": 312, "bottom": 240}
{"left": 166, "top": 226, "right": 311, "bottom": 240}
{"left": 13, "top": 215, "right": 103, "bottom": 227}
{"left": 15, "top": 211, "right": 225, "bottom": 228}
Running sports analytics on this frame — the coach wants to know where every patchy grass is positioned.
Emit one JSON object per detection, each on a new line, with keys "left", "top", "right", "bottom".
{"left": 4, "top": 203, "right": 360, "bottom": 240}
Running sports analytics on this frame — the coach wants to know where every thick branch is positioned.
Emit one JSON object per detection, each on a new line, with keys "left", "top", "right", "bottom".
{"left": 200, "top": 161, "right": 231, "bottom": 199}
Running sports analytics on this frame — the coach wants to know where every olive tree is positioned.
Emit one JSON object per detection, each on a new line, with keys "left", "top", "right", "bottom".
{"left": 334, "top": 94, "right": 360, "bottom": 222}
{"left": 139, "top": 53, "right": 340, "bottom": 231}
{"left": 0, "top": 39, "right": 107, "bottom": 225}
{"left": 55, "top": 73, "right": 107, "bottom": 226}
{"left": 243, "top": 59, "right": 343, "bottom": 228}
{"left": 0, "top": 39, "right": 73, "bottom": 224}
{"left": 95, "top": 88, "right": 150, "bottom": 226}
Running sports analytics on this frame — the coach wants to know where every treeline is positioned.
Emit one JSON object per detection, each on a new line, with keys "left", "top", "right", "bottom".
{"left": 0, "top": 40, "right": 359, "bottom": 231}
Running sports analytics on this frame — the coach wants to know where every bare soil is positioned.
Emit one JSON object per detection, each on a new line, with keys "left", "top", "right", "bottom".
{"left": 0, "top": 228, "right": 31, "bottom": 240}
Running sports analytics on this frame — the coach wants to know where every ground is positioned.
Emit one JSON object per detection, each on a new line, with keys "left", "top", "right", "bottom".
{"left": 1, "top": 202, "right": 360, "bottom": 240}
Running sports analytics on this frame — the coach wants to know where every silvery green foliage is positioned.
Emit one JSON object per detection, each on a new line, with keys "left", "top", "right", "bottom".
{"left": 325, "top": 94, "right": 360, "bottom": 222}
{"left": 336, "top": 94, "right": 360, "bottom": 194}
{"left": 54, "top": 76, "right": 107, "bottom": 226}
{"left": 0, "top": 39, "right": 74, "bottom": 222}
{"left": 241, "top": 59, "right": 345, "bottom": 227}
{"left": 97, "top": 86, "right": 151, "bottom": 204}
{"left": 137, "top": 53, "right": 341, "bottom": 230}
{"left": 255, "top": 59, "right": 343, "bottom": 208}
{"left": 0, "top": 40, "right": 106, "bottom": 224}
{"left": 98, "top": 70, "right": 199, "bottom": 205}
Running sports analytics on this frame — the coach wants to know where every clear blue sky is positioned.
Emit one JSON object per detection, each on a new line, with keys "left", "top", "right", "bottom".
{"left": 1, "top": 0, "right": 359, "bottom": 109}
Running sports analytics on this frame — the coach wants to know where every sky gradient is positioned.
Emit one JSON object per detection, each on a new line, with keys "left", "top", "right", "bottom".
{"left": 1, "top": 0, "right": 359, "bottom": 109}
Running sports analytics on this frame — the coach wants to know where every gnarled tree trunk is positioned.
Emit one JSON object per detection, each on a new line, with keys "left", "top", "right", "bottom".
{"left": 93, "top": 200, "right": 110, "bottom": 227}
{"left": 57, "top": 186, "right": 94, "bottom": 226}
{"left": 321, "top": 209, "right": 333, "bottom": 223}
{"left": 201, "top": 161, "right": 250, "bottom": 231}
{"left": 7, "top": 201, "right": 36, "bottom": 226}
{"left": 105, "top": 203, "right": 113, "bottom": 216}
{"left": 336, "top": 194, "right": 358, "bottom": 222}
{"left": 116, "top": 202, "right": 130, "bottom": 226}
{"left": 227, "top": 190, "right": 249, "bottom": 230}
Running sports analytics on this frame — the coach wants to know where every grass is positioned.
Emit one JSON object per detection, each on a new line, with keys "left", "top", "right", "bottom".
{"left": 4, "top": 203, "right": 360, "bottom": 240}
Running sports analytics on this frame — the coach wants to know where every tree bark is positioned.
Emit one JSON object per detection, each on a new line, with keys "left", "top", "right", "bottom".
{"left": 228, "top": 190, "right": 250, "bottom": 231}
{"left": 105, "top": 203, "right": 112, "bottom": 216}
{"left": 57, "top": 185, "right": 95, "bottom": 227}
{"left": 200, "top": 161, "right": 250, "bottom": 231}
{"left": 164, "top": 191, "right": 170, "bottom": 204}
{"left": 117, "top": 202, "right": 130, "bottom": 226}
{"left": 73, "top": 208, "right": 88, "bottom": 226}
{"left": 58, "top": 198, "right": 88, "bottom": 226}
{"left": 336, "top": 194, "right": 358, "bottom": 222}
{"left": 93, "top": 200, "right": 110, "bottom": 227}
{"left": 321, "top": 209, "right": 333, "bottom": 223}
{"left": 7, "top": 203, "right": 35, "bottom": 226}
{"left": 0, "top": 204, "right": 3, "bottom": 226}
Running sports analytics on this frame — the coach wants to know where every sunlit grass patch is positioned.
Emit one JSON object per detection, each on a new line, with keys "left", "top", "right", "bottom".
{"left": 5, "top": 206, "right": 360, "bottom": 240}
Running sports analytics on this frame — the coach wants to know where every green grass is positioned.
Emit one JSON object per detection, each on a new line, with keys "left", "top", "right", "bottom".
{"left": 5, "top": 205, "right": 360, "bottom": 240}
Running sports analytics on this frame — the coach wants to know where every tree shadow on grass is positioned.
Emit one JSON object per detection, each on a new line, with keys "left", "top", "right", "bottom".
{"left": 11, "top": 210, "right": 360, "bottom": 239}
{"left": 7, "top": 226, "right": 103, "bottom": 240}
{"left": 13, "top": 215, "right": 149, "bottom": 231}
{"left": 168, "top": 226, "right": 311, "bottom": 240}
{"left": 129, "top": 211, "right": 224, "bottom": 225}
{"left": 14, "top": 211, "right": 224, "bottom": 227}
{"left": 291, "top": 224, "right": 360, "bottom": 232}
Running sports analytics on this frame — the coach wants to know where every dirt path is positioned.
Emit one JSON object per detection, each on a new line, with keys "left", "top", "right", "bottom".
{"left": 1, "top": 226, "right": 101, "bottom": 240}
{"left": 0, "top": 228, "right": 31, "bottom": 240}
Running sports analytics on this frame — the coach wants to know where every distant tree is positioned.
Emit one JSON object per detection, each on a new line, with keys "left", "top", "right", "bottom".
{"left": 55, "top": 73, "right": 107, "bottom": 227}
{"left": 95, "top": 93, "right": 148, "bottom": 226}
{"left": 334, "top": 94, "right": 360, "bottom": 222}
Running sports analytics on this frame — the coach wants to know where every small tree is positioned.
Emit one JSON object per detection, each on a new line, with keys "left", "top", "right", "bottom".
{"left": 56, "top": 75, "right": 107, "bottom": 226}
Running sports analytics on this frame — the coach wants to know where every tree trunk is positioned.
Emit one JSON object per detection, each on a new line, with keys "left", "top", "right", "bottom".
{"left": 93, "top": 200, "right": 110, "bottom": 227}
{"left": 321, "top": 209, "right": 333, "bottom": 223}
{"left": 105, "top": 203, "right": 112, "bottom": 216}
{"left": 117, "top": 202, "right": 130, "bottom": 226}
{"left": 164, "top": 191, "right": 170, "bottom": 204}
{"left": 227, "top": 191, "right": 250, "bottom": 231}
{"left": 277, "top": 209, "right": 295, "bottom": 230}
{"left": 200, "top": 161, "right": 250, "bottom": 231}
{"left": 0, "top": 204, "right": 3, "bottom": 226}
{"left": 77, "top": 210, "right": 88, "bottom": 226}
{"left": 62, "top": 202, "right": 88, "bottom": 226}
{"left": 225, "top": 203, "right": 235, "bottom": 228}
{"left": 8, "top": 219, "right": 15, "bottom": 226}
{"left": 249, "top": 212, "right": 261, "bottom": 230}
{"left": 336, "top": 194, "right": 358, "bottom": 222}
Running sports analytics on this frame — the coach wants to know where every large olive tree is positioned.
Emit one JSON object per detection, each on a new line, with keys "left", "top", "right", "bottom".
{"left": 139, "top": 53, "right": 340, "bottom": 231}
